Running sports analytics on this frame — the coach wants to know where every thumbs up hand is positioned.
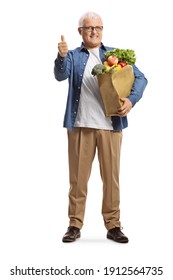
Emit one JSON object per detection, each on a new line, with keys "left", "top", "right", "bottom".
{"left": 58, "top": 35, "right": 68, "bottom": 57}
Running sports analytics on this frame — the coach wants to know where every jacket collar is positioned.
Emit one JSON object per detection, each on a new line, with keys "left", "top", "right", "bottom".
{"left": 79, "top": 42, "right": 107, "bottom": 52}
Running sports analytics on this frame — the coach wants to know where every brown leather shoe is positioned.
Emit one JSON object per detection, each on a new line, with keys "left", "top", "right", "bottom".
{"left": 107, "top": 227, "right": 129, "bottom": 243}
{"left": 62, "top": 226, "right": 81, "bottom": 242}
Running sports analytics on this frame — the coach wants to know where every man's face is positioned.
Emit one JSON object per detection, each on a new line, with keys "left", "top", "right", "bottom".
{"left": 78, "top": 18, "right": 103, "bottom": 49}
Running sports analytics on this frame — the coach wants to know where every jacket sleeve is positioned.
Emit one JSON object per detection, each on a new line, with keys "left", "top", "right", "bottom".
{"left": 54, "top": 53, "right": 71, "bottom": 81}
{"left": 128, "top": 65, "right": 148, "bottom": 107}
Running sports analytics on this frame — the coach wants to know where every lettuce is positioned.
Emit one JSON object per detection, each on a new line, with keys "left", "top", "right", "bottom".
{"left": 104, "top": 48, "right": 136, "bottom": 65}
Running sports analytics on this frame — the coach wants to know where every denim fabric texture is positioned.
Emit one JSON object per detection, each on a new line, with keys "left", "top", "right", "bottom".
{"left": 54, "top": 43, "right": 148, "bottom": 131}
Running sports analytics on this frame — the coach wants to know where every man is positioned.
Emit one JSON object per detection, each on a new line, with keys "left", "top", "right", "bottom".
{"left": 54, "top": 11, "right": 147, "bottom": 243}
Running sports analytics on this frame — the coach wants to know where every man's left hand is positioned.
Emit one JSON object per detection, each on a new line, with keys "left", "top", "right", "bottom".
{"left": 117, "top": 98, "right": 132, "bottom": 117}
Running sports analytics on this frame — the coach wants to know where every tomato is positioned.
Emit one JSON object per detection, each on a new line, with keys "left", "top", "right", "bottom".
{"left": 107, "top": 55, "right": 118, "bottom": 66}
{"left": 118, "top": 61, "right": 127, "bottom": 67}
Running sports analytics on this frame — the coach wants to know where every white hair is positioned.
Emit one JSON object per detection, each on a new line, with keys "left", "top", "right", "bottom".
{"left": 78, "top": 11, "right": 103, "bottom": 27}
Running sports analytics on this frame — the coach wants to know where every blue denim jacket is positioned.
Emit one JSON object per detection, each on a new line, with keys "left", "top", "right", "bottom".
{"left": 54, "top": 43, "right": 148, "bottom": 131}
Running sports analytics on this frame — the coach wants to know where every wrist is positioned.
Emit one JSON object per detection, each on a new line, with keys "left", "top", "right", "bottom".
{"left": 58, "top": 52, "right": 66, "bottom": 58}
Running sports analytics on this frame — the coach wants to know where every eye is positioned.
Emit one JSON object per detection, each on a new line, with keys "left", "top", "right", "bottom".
{"left": 80, "top": 26, "right": 103, "bottom": 32}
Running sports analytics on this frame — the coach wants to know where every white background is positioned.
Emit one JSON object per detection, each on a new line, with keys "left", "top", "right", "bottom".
{"left": 0, "top": 0, "right": 173, "bottom": 279}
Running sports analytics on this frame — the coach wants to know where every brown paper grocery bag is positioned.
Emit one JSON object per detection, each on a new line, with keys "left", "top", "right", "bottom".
{"left": 97, "top": 65, "right": 135, "bottom": 116}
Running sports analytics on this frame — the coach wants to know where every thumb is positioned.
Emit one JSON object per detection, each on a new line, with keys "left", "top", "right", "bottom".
{"left": 61, "top": 35, "right": 65, "bottom": 42}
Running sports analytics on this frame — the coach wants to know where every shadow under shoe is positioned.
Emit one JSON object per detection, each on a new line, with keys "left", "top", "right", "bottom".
{"left": 62, "top": 226, "right": 81, "bottom": 242}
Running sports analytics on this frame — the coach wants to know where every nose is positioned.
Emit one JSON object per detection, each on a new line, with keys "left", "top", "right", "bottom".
{"left": 91, "top": 27, "right": 98, "bottom": 32}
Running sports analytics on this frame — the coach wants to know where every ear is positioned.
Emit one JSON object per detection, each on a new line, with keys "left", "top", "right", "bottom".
{"left": 78, "top": 27, "right": 82, "bottom": 35}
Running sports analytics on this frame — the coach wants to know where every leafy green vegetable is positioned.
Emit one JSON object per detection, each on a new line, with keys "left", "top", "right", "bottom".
{"left": 91, "top": 64, "right": 106, "bottom": 76}
{"left": 104, "top": 48, "right": 136, "bottom": 65}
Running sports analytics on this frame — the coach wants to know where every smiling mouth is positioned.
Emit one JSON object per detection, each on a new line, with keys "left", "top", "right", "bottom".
{"left": 90, "top": 35, "right": 99, "bottom": 38}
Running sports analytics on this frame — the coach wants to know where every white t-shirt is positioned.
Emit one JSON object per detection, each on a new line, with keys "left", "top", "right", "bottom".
{"left": 74, "top": 48, "right": 113, "bottom": 130}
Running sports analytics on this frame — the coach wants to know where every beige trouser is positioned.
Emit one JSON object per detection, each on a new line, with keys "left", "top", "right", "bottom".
{"left": 67, "top": 127, "right": 122, "bottom": 230}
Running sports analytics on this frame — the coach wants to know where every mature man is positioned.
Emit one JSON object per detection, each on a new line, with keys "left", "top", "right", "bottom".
{"left": 54, "top": 11, "right": 148, "bottom": 243}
